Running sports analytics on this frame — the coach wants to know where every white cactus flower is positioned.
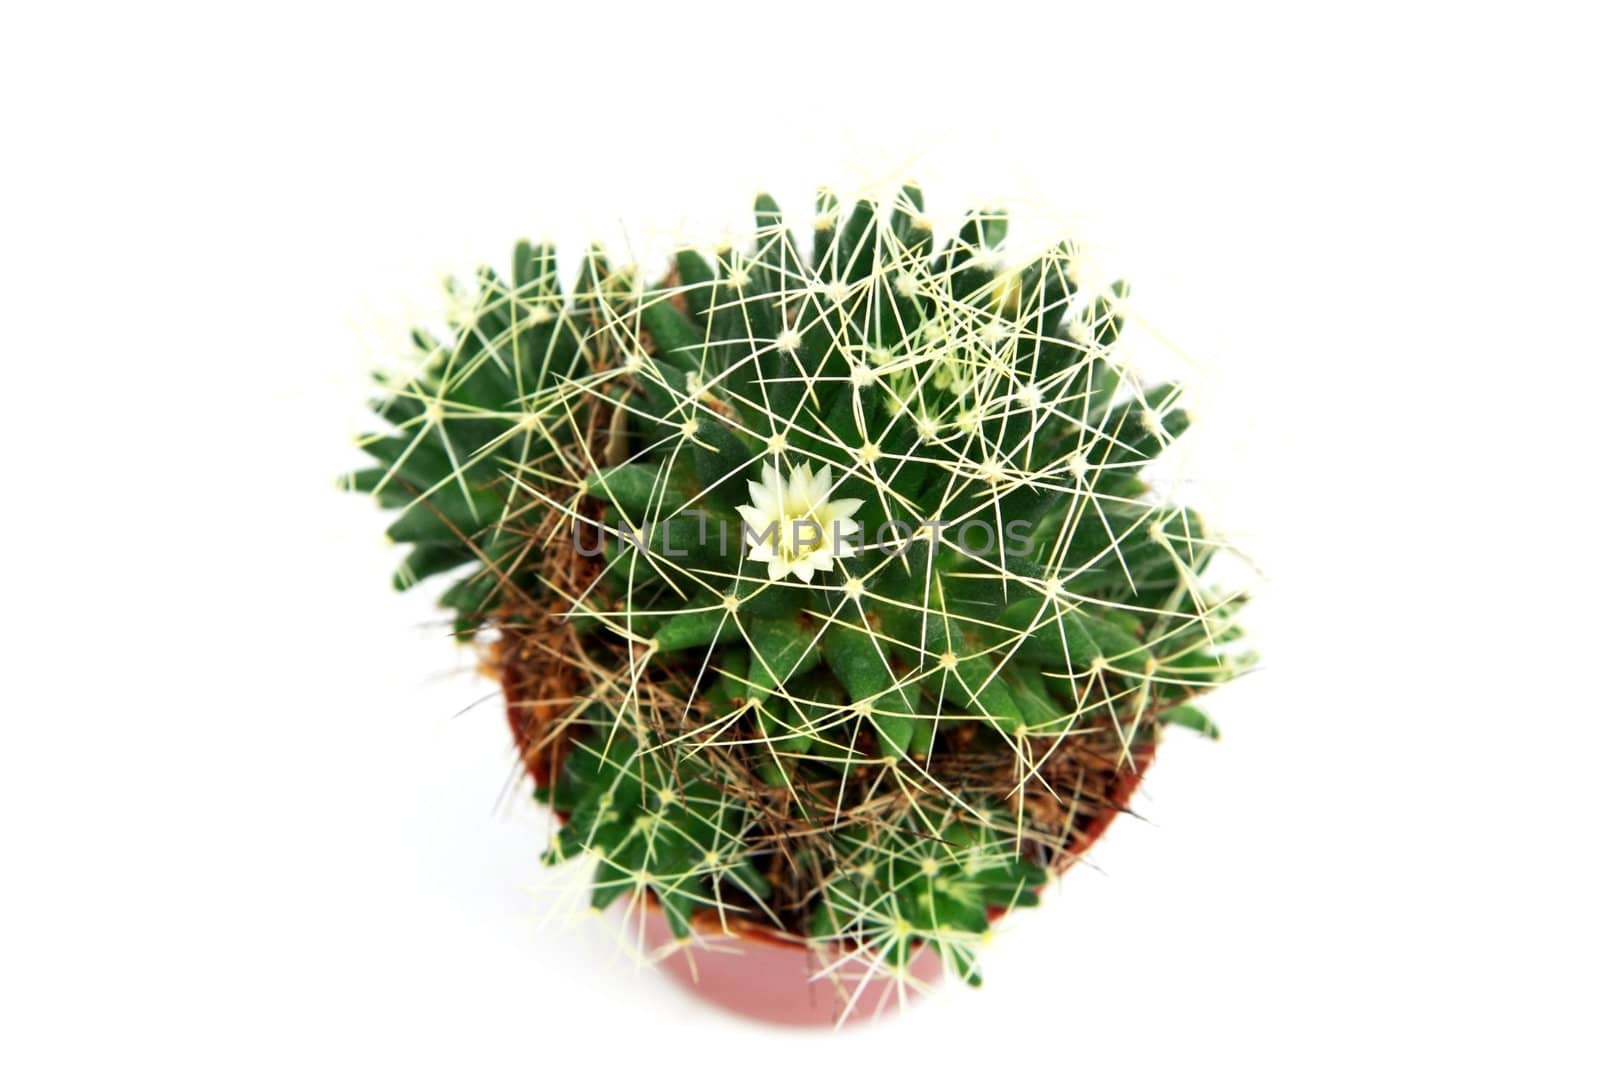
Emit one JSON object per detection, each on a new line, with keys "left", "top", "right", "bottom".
{"left": 736, "top": 462, "right": 863, "bottom": 583}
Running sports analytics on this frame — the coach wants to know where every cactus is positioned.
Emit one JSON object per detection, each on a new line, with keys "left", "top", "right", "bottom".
{"left": 345, "top": 185, "right": 1249, "bottom": 994}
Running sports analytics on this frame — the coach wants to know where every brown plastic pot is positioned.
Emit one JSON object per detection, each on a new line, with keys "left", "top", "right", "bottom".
{"left": 505, "top": 678, "right": 1152, "bottom": 1025}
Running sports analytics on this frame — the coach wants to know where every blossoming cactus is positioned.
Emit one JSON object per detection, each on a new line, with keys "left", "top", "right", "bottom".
{"left": 346, "top": 184, "right": 1249, "bottom": 997}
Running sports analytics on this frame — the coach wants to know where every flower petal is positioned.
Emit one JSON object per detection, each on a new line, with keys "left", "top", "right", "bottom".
{"left": 830, "top": 496, "right": 863, "bottom": 519}
{"left": 735, "top": 504, "right": 768, "bottom": 531}
{"left": 812, "top": 465, "right": 834, "bottom": 498}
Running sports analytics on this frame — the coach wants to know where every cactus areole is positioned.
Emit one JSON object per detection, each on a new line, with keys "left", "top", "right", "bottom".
{"left": 346, "top": 186, "right": 1249, "bottom": 1009}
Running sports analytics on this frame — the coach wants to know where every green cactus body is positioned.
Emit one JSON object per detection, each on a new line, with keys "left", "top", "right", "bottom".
{"left": 346, "top": 186, "right": 1248, "bottom": 987}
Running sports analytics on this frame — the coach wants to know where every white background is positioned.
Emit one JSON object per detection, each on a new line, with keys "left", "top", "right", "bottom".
{"left": 4, "top": 3, "right": 1597, "bottom": 1063}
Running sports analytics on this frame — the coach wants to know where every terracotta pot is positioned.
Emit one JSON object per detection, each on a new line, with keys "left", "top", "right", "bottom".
{"left": 636, "top": 905, "right": 945, "bottom": 1026}
{"left": 505, "top": 675, "right": 1153, "bottom": 1025}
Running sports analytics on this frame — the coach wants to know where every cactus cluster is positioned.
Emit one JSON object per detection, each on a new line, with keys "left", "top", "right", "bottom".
{"left": 345, "top": 185, "right": 1248, "bottom": 993}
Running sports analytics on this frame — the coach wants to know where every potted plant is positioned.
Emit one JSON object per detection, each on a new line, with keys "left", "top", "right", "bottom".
{"left": 345, "top": 185, "right": 1248, "bottom": 1025}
